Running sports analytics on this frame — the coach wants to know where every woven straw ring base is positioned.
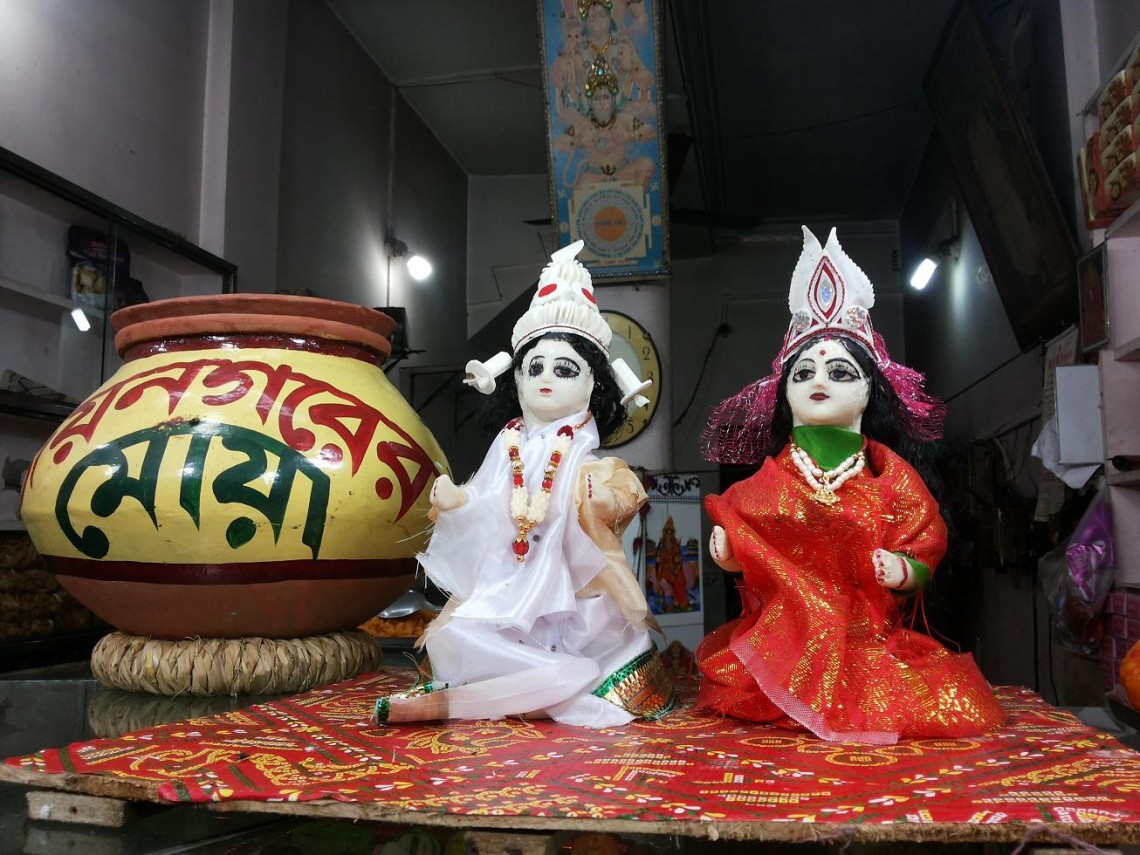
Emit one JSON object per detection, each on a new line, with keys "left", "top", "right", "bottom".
{"left": 90, "top": 630, "right": 383, "bottom": 697}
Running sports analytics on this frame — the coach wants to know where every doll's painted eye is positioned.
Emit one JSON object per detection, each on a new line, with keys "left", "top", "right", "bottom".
{"left": 826, "top": 359, "right": 862, "bottom": 382}
{"left": 552, "top": 357, "right": 581, "bottom": 379}
{"left": 527, "top": 358, "right": 545, "bottom": 377}
{"left": 791, "top": 364, "right": 815, "bottom": 383}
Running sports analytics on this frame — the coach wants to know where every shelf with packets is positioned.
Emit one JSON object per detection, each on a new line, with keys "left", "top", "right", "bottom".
{"left": 0, "top": 148, "right": 240, "bottom": 648}
{"left": 0, "top": 145, "right": 237, "bottom": 423}
{"left": 1075, "top": 29, "right": 1140, "bottom": 595}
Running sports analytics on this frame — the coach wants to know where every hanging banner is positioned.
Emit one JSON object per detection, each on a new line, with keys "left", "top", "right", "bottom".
{"left": 538, "top": 0, "right": 670, "bottom": 278}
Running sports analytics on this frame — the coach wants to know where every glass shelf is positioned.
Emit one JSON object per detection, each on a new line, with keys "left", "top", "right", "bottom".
{"left": 0, "top": 390, "right": 75, "bottom": 423}
{"left": 0, "top": 145, "right": 240, "bottom": 666}
{"left": 0, "top": 275, "right": 105, "bottom": 320}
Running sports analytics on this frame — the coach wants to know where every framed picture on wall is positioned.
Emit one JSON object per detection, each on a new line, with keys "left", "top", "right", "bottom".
{"left": 621, "top": 473, "right": 704, "bottom": 652}
{"left": 1078, "top": 243, "right": 1109, "bottom": 353}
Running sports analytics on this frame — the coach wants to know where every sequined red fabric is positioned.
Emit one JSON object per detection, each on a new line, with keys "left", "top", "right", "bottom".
{"left": 697, "top": 440, "right": 1005, "bottom": 743}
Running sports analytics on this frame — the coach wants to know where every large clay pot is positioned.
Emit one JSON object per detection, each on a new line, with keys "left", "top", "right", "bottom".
{"left": 20, "top": 294, "right": 447, "bottom": 640}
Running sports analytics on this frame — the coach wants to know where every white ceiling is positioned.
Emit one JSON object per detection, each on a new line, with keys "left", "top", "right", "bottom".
{"left": 327, "top": 0, "right": 956, "bottom": 226}
{"left": 327, "top": 0, "right": 549, "bottom": 175}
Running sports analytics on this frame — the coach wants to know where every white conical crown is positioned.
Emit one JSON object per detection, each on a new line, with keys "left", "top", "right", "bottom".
{"left": 780, "top": 226, "right": 880, "bottom": 362}
{"left": 511, "top": 240, "right": 612, "bottom": 354}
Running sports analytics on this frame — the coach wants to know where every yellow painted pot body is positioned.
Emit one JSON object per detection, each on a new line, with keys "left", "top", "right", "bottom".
{"left": 19, "top": 295, "right": 447, "bottom": 639}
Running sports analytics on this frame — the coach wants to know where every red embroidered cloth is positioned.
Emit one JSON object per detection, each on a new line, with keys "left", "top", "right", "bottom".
{"left": 6, "top": 670, "right": 1140, "bottom": 829}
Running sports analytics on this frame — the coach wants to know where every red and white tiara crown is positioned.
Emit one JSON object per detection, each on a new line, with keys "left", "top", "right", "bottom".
{"left": 778, "top": 225, "right": 883, "bottom": 364}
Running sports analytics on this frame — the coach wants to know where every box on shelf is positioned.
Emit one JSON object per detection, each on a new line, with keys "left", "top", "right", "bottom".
{"left": 1103, "top": 92, "right": 1140, "bottom": 144}
{"left": 1097, "top": 63, "right": 1140, "bottom": 124}
{"left": 1105, "top": 149, "right": 1140, "bottom": 212}
{"left": 1100, "top": 589, "right": 1140, "bottom": 691}
{"left": 1101, "top": 122, "right": 1138, "bottom": 173}
{"left": 1079, "top": 132, "right": 1127, "bottom": 228}
{"left": 66, "top": 225, "right": 130, "bottom": 309}
{"left": 0, "top": 368, "right": 75, "bottom": 403}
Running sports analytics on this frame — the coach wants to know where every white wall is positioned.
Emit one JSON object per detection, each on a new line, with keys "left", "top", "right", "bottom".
{"left": 0, "top": 1, "right": 210, "bottom": 240}
{"left": 1094, "top": 3, "right": 1140, "bottom": 74}
{"left": 389, "top": 96, "right": 469, "bottom": 374}
{"left": 905, "top": 215, "right": 1041, "bottom": 445}
{"left": 223, "top": 1, "right": 289, "bottom": 294}
{"left": 0, "top": 0, "right": 217, "bottom": 474}
{"left": 276, "top": 0, "right": 397, "bottom": 309}
{"left": 0, "top": 0, "right": 473, "bottom": 495}
{"left": 275, "top": 1, "right": 468, "bottom": 370}
{"left": 466, "top": 175, "right": 553, "bottom": 338}
{"left": 0, "top": 0, "right": 290, "bottom": 296}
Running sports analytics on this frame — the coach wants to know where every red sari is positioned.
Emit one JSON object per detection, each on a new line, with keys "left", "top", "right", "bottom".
{"left": 697, "top": 439, "right": 1005, "bottom": 743}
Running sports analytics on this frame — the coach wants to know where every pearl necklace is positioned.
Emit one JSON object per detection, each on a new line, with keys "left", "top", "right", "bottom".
{"left": 503, "top": 415, "right": 590, "bottom": 562}
{"left": 789, "top": 443, "right": 865, "bottom": 507}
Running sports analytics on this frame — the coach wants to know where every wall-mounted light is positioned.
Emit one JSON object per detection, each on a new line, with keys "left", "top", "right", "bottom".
{"left": 70, "top": 307, "right": 91, "bottom": 332}
{"left": 406, "top": 254, "right": 432, "bottom": 281}
{"left": 910, "top": 201, "right": 960, "bottom": 291}
{"left": 910, "top": 258, "right": 938, "bottom": 291}
{"left": 909, "top": 237, "right": 960, "bottom": 291}
{"left": 385, "top": 237, "right": 432, "bottom": 281}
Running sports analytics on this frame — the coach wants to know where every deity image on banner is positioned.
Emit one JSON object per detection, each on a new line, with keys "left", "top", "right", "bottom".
{"left": 540, "top": 0, "right": 669, "bottom": 277}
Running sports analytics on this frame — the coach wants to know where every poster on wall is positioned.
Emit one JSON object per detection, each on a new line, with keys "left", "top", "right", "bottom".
{"left": 538, "top": 0, "right": 670, "bottom": 278}
{"left": 622, "top": 473, "right": 704, "bottom": 652}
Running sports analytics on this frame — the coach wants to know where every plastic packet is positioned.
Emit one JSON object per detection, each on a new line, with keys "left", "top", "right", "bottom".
{"left": 1039, "top": 486, "right": 1115, "bottom": 655}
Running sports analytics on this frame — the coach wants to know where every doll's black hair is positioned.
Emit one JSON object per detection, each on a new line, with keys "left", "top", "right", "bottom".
{"left": 479, "top": 332, "right": 627, "bottom": 442}
{"left": 766, "top": 335, "right": 940, "bottom": 492}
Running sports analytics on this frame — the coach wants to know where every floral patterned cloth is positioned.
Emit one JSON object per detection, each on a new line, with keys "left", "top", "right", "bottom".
{"left": 6, "top": 669, "right": 1140, "bottom": 838}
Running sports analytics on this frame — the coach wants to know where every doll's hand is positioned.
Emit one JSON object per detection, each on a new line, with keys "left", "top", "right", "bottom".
{"left": 872, "top": 548, "right": 912, "bottom": 590}
{"left": 710, "top": 526, "right": 743, "bottom": 573}
{"left": 430, "top": 475, "right": 466, "bottom": 513}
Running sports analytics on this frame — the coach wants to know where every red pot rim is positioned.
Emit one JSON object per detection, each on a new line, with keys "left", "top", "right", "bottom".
{"left": 112, "top": 294, "right": 395, "bottom": 360}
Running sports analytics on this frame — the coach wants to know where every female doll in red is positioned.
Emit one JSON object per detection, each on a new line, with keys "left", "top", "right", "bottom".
{"left": 697, "top": 226, "right": 1005, "bottom": 744}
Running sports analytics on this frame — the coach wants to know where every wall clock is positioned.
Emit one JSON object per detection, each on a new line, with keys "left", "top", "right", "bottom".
{"left": 600, "top": 310, "right": 662, "bottom": 448}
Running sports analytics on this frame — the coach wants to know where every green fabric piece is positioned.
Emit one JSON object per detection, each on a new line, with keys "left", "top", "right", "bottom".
{"left": 890, "top": 554, "right": 931, "bottom": 598}
{"left": 790, "top": 425, "right": 863, "bottom": 469}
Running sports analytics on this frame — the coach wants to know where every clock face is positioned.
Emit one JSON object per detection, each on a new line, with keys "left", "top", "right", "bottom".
{"left": 600, "top": 310, "right": 662, "bottom": 448}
